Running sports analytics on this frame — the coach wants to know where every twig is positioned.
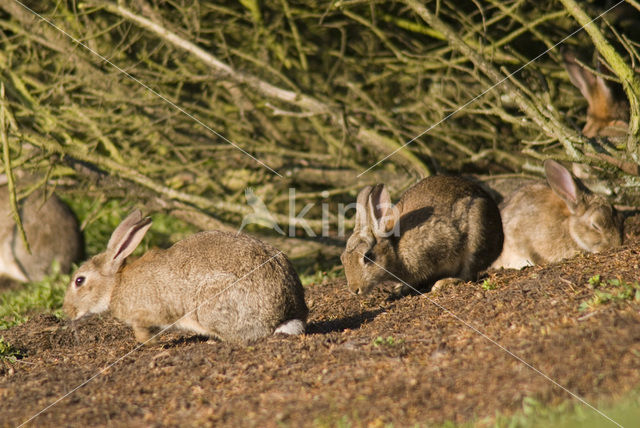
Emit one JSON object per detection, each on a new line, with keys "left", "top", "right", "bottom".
{"left": 0, "top": 83, "right": 30, "bottom": 254}
{"left": 558, "top": 0, "right": 640, "bottom": 163}
{"left": 96, "top": 1, "right": 332, "bottom": 116}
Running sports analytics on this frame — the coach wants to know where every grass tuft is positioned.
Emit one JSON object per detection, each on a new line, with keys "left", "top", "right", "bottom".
{"left": 579, "top": 277, "right": 640, "bottom": 312}
{"left": 0, "top": 337, "right": 23, "bottom": 363}
{"left": 0, "top": 261, "right": 69, "bottom": 330}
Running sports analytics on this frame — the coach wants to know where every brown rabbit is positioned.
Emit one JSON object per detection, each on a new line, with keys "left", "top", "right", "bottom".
{"left": 491, "top": 159, "right": 622, "bottom": 269}
{"left": 563, "top": 50, "right": 629, "bottom": 138}
{"left": 63, "top": 210, "right": 308, "bottom": 343}
{"left": 0, "top": 184, "right": 83, "bottom": 283}
{"left": 341, "top": 176, "right": 504, "bottom": 295}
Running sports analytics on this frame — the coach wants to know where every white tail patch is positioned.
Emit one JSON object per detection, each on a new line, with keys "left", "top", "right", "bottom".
{"left": 274, "top": 319, "right": 305, "bottom": 335}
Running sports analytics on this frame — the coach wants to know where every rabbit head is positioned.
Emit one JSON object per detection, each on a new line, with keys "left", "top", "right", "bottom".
{"left": 544, "top": 159, "right": 622, "bottom": 252}
{"left": 341, "top": 184, "right": 402, "bottom": 295}
{"left": 563, "top": 50, "right": 629, "bottom": 138}
{"left": 63, "top": 210, "right": 151, "bottom": 319}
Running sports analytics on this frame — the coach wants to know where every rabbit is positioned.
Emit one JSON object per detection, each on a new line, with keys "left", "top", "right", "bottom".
{"left": 563, "top": 50, "right": 629, "bottom": 138}
{"left": 340, "top": 176, "right": 504, "bottom": 295}
{"left": 63, "top": 210, "right": 308, "bottom": 343}
{"left": 0, "top": 184, "right": 83, "bottom": 283}
{"left": 468, "top": 174, "right": 538, "bottom": 205}
{"left": 491, "top": 159, "right": 623, "bottom": 270}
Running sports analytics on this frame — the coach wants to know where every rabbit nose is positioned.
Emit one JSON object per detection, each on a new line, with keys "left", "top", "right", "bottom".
{"left": 353, "top": 288, "right": 362, "bottom": 295}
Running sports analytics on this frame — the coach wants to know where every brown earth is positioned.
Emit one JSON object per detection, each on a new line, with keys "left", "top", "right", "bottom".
{"left": 2, "top": 217, "right": 640, "bottom": 427}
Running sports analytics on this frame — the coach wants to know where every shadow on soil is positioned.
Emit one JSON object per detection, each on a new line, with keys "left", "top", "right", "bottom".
{"left": 306, "top": 308, "right": 384, "bottom": 334}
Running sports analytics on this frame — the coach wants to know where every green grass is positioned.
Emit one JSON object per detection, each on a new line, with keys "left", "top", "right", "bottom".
{"left": 299, "top": 263, "right": 343, "bottom": 286}
{"left": 0, "top": 336, "right": 23, "bottom": 362}
{"left": 310, "top": 390, "right": 640, "bottom": 428}
{"left": 64, "top": 196, "right": 197, "bottom": 257}
{"left": 372, "top": 336, "right": 404, "bottom": 347}
{"left": 579, "top": 275, "right": 640, "bottom": 312}
{"left": 0, "top": 196, "right": 197, "bottom": 332}
{"left": 485, "top": 392, "right": 640, "bottom": 428}
{"left": 481, "top": 279, "right": 497, "bottom": 291}
{"left": 0, "top": 262, "right": 69, "bottom": 330}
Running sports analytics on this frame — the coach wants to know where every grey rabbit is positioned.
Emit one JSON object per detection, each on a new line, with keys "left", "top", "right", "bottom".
{"left": 341, "top": 176, "right": 504, "bottom": 295}
{"left": 0, "top": 183, "right": 83, "bottom": 283}
{"left": 63, "top": 210, "right": 308, "bottom": 343}
{"left": 492, "top": 159, "right": 623, "bottom": 269}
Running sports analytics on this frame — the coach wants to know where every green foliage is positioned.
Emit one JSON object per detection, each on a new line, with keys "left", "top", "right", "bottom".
{"left": 485, "top": 392, "right": 640, "bottom": 428}
{"left": 482, "top": 279, "right": 497, "bottom": 291}
{"left": 64, "top": 196, "right": 197, "bottom": 258}
{"left": 0, "top": 337, "right": 23, "bottom": 363}
{"left": 579, "top": 277, "right": 640, "bottom": 312}
{"left": 0, "top": 264, "right": 68, "bottom": 330}
{"left": 313, "top": 414, "right": 354, "bottom": 428}
{"left": 587, "top": 274, "right": 601, "bottom": 287}
{"left": 299, "top": 264, "right": 343, "bottom": 287}
{"left": 372, "top": 336, "right": 403, "bottom": 347}
{"left": 310, "top": 389, "right": 640, "bottom": 428}
{"left": 0, "top": 195, "right": 198, "bottom": 331}
{"left": 4, "top": 0, "right": 640, "bottom": 238}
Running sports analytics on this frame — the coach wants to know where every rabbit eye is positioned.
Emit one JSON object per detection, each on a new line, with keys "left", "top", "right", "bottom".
{"left": 75, "top": 276, "right": 86, "bottom": 288}
{"left": 591, "top": 222, "right": 602, "bottom": 232}
{"left": 363, "top": 251, "right": 375, "bottom": 264}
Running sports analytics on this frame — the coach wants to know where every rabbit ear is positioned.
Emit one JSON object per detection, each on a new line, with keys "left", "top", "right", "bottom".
{"left": 354, "top": 185, "right": 373, "bottom": 231}
{"left": 564, "top": 51, "right": 600, "bottom": 102}
{"left": 104, "top": 210, "right": 152, "bottom": 274}
{"left": 544, "top": 160, "right": 581, "bottom": 213}
{"left": 367, "top": 184, "right": 398, "bottom": 236}
{"left": 563, "top": 51, "right": 621, "bottom": 137}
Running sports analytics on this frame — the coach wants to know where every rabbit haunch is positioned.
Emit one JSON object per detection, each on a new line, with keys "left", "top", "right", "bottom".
{"left": 63, "top": 211, "right": 307, "bottom": 343}
{"left": 492, "top": 160, "right": 622, "bottom": 269}
{"left": 341, "top": 176, "right": 504, "bottom": 295}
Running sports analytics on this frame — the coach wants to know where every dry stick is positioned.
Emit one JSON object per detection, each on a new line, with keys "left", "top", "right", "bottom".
{"left": 13, "top": 0, "right": 283, "bottom": 177}
{"left": 97, "top": 1, "right": 431, "bottom": 176}
{"left": 404, "top": 0, "right": 583, "bottom": 161}
{"left": 628, "top": 0, "right": 640, "bottom": 13}
{"left": 0, "top": 83, "right": 30, "bottom": 254}
{"left": 16, "top": 132, "right": 328, "bottom": 230}
{"left": 4, "top": 0, "right": 428, "bottom": 179}
{"left": 97, "top": 1, "right": 330, "bottom": 116}
{"left": 357, "top": 128, "right": 430, "bottom": 177}
{"left": 341, "top": 9, "right": 411, "bottom": 63}
{"left": 279, "top": 0, "right": 308, "bottom": 72}
{"left": 70, "top": 107, "right": 125, "bottom": 164}
{"left": 487, "top": 0, "right": 565, "bottom": 52}
{"left": 395, "top": 5, "right": 562, "bottom": 73}
{"left": 345, "top": 82, "right": 410, "bottom": 147}
{"left": 558, "top": 0, "right": 640, "bottom": 164}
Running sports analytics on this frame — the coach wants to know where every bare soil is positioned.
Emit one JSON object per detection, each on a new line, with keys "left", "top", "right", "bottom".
{"left": 2, "top": 217, "right": 640, "bottom": 427}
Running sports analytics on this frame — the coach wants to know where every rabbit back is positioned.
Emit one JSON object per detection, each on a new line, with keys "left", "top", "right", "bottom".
{"left": 0, "top": 187, "right": 83, "bottom": 282}
{"left": 493, "top": 183, "right": 576, "bottom": 268}
{"left": 396, "top": 177, "right": 503, "bottom": 282}
{"left": 342, "top": 176, "right": 503, "bottom": 294}
{"left": 492, "top": 161, "right": 622, "bottom": 269}
{"left": 110, "top": 230, "right": 307, "bottom": 342}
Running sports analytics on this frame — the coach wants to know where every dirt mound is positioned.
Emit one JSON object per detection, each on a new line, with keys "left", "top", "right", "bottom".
{"left": 1, "top": 218, "right": 640, "bottom": 427}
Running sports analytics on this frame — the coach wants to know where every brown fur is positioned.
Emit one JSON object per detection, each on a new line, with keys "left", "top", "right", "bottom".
{"left": 492, "top": 160, "right": 622, "bottom": 269}
{"left": 0, "top": 186, "right": 83, "bottom": 282}
{"left": 341, "top": 176, "right": 504, "bottom": 294}
{"left": 563, "top": 51, "right": 629, "bottom": 138}
{"left": 63, "top": 211, "right": 307, "bottom": 343}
